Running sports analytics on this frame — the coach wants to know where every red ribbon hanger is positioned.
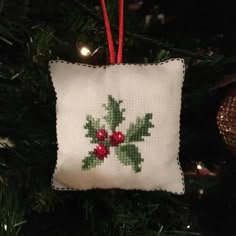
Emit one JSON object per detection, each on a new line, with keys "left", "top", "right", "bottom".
{"left": 100, "top": 0, "right": 124, "bottom": 64}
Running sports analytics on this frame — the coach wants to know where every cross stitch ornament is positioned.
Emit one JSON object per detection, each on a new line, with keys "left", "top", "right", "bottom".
{"left": 50, "top": 0, "right": 185, "bottom": 194}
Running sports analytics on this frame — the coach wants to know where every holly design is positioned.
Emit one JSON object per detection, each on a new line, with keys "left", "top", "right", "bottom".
{"left": 82, "top": 95, "right": 154, "bottom": 173}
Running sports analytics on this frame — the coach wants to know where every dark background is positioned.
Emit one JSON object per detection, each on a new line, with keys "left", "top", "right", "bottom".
{"left": 1, "top": 0, "right": 236, "bottom": 235}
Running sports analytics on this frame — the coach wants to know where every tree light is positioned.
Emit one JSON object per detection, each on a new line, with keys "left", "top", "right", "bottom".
{"left": 197, "top": 164, "right": 202, "bottom": 170}
{"left": 80, "top": 47, "right": 91, "bottom": 56}
{"left": 186, "top": 225, "right": 191, "bottom": 229}
{"left": 199, "top": 189, "right": 204, "bottom": 195}
{"left": 4, "top": 224, "right": 7, "bottom": 231}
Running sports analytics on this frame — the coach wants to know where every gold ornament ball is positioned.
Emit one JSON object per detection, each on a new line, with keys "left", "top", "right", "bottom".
{"left": 217, "top": 87, "right": 236, "bottom": 156}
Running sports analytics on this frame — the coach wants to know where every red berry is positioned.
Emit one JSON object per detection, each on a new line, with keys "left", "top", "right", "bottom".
{"left": 110, "top": 131, "right": 125, "bottom": 146}
{"left": 96, "top": 129, "right": 108, "bottom": 141}
{"left": 94, "top": 143, "right": 109, "bottom": 160}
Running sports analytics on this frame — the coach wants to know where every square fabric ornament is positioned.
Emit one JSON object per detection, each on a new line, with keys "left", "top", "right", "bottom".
{"left": 50, "top": 59, "right": 185, "bottom": 194}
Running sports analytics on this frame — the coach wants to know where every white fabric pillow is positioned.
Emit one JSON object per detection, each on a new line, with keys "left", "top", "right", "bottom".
{"left": 49, "top": 59, "right": 185, "bottom": 194}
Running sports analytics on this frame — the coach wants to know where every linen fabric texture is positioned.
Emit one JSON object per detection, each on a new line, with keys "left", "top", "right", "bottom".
{"left": 50, "top": 59, "right": 185, "bottom": 194}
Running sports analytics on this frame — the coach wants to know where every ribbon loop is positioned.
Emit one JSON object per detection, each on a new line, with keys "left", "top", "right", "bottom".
{"left": 100, "top": 0, "right": 124, "bottom": 64}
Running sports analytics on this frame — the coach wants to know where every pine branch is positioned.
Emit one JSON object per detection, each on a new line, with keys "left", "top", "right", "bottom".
{"left": 162, "top": 231, "right": 201, "bottom": 235}
{"left": 0, "top": 184, "right": 26, "bottom": 235}
{"left": 75, "top": 1, "right": 220, "bottom": 61}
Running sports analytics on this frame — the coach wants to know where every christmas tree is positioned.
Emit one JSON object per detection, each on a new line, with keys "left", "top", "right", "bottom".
{"left": 1, "top": 0, "right": 236, "bottom": 235}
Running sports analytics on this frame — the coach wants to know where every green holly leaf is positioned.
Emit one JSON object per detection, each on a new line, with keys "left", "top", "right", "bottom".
{"left": 82, "top": 152, "right": 104, "bottom": 170}
{"left": 103, "top": 95, "right": 125, "bottom": 131}
{"left": 84, "top": 115, "right": 104, "bottom": 143}
{"left": 115, "top": 144, "right": 143, "bottom": 173}
{"left": 125, "top": 113, "right": 154, "bottom": 143}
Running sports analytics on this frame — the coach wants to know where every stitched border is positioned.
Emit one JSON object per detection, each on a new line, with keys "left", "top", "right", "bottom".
{"left": 49, "top": 58, "right": 184, "bottom": 68}
{"left": 49, "top": 58, "right": 186, "bottom": 194}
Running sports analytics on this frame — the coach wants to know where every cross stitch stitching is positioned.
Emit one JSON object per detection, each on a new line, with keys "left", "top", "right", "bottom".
{"left": 82, "top": 95, "right": 154, "bottom": 173}
{"left": 103, "top": 95, "right": 125, "bottom": 132}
